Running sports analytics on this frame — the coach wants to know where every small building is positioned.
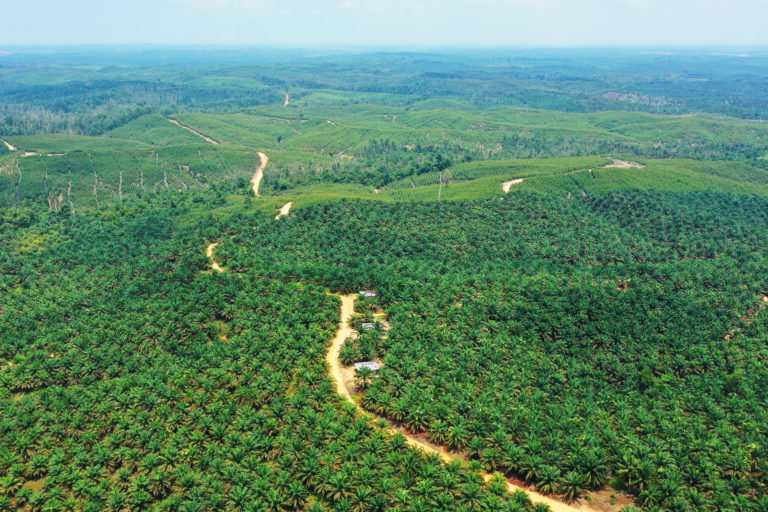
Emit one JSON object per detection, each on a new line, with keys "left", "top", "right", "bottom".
{"left": 359, "top": 290, "right": 377, "bottom": 298}
{"left": 354, "top": 361, "right": 381, "bottom": 373}
{"left": 360, "top": 322, "right": 375, "bottom": 331}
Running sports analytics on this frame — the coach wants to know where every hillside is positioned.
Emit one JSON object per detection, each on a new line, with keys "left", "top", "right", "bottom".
{"left": 1, "top": 49, "right": 767, "bottom": 512}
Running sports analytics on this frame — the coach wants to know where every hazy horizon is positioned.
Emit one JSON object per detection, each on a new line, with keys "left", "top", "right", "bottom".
{"left": 2, "top": 0, "right": 767, "bottom": 47}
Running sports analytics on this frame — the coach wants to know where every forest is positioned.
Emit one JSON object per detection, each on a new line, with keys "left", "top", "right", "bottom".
{"left": 1, "top": 47, "right": 767, "bottom": 512}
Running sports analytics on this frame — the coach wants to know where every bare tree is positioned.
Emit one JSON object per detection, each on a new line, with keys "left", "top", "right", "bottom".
{"left": 67, "top": 165, "right": 75, "bottom": 216}
{"left": 88, "top": 153, "right": 99, "bottom": 209}
{"left": 14, "top": 159, "right": 21, "bottom": 204}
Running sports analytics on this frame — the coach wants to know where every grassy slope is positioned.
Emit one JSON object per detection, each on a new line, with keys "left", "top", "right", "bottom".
{"left": 3, "top": 134, "right": 151, "bottom": 153}
{"left": 6, "top": 100, "right": 768, "bottom": 215}
{"left": 105, "top": 114, "right": 204, "bottom": 146}
{"left": 2, "top": 145, "right": 262, "bottom": 208}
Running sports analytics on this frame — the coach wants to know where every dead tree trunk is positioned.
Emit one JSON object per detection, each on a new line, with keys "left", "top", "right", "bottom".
{"left": 47, "top": 191, "right": 63, "bottom": 213}
{"left": 119, "top": 170, "right": 124, "bottom": 201}
{"left": 15, "top": 159, "right": 21, "bottom": 203}
{"left": 88, "top": 153, "right": 99, "bottom": 209}
{"left": 67, "top": 166, "right": 75, "bottom": 216}
{"left": 158, "top": 152, "right": 169, "bottom": 190}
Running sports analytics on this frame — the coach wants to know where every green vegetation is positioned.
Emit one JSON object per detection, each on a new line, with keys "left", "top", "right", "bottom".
{"left": 0, "top": 198, "right": 550, "bottom": 512}
{"left": 0, "top": 145, "right": 261, "bottom": 209}
{"left": 2, "top": 47, "right": 768, "bottom": 512}
{"left": 220, "top": 194, "right": 768, "bottom": 511}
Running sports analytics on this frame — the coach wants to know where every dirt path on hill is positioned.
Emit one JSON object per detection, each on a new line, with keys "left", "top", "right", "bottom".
{"left": 326, "top": 294, "right": 359, "bottom": 403}
{"left": 284, "top": 93, "right": 290, "bottom": 107}
{"left": 502, "top": 178, "right": 524, "bottom": 193}
{"left": 275, "top": 201, "right": 293, "bottom": 220}
{"left": 206, "top": 243, "right": 224, "bottom": 273}
{"left": 251, "top": 152, "right": 268, "bottom": 197}
{"left": 168, "top": 119, "right": 220, "bottom": 145}
{"left": 1, "top": 138, "right": 17, "bottom": 151}
{"left": 325, "top": 294, "right": 611, "bottom": 512}
{"left": 603, "top": 159, "right": 644, "bottom": 169}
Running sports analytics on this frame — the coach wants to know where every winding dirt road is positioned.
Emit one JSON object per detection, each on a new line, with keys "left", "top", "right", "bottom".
{"left": 325, "top": 294, "right": 608, "bottom": 512}
{"left": 168, "top": 119, "right": 220, "bottom": 145}
{"left": 202, "top": 171, "right": 618, "bottom": 511}
{"left": 275, "top": 201, "right": 293, "bottom": 220}
{"left": 206, "top": 243, "right": 224, "bottom": 273}
{"left": 1, "top": 138, "right": 17, "bottom": 151}
{"left": 502, "top": 178, "right": 524, "bottom": 193}
{"left": 251, "top": 152, "right": 268, "bottom": 197}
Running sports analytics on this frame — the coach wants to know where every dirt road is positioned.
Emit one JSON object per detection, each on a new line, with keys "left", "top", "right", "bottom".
{"left": 168, "top": 119, "right": 220, "bottom": 145}
{"left": 0, "top": 138, "right": 17, "bottom": 151}
{"left": 206, "top": 243, "right": 224, "bottom": 273}
{"left": 502, "top": 178, "right": 524, "bottom": 193}
{"left": 251, "top": 152, "right": 268, "bottom": 197}
{"left": 275, "top": 201, "right": 293, "bottom": 220}
{"left": 325, "top": 294, "right": 609, "bottom": 512}
{"left": 201, "top": 191, "right": 619, "bottom": 512}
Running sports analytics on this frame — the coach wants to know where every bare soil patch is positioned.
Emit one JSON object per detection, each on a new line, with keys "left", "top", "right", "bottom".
{"left": 275, "top": 201, "right": 293, "bottom": 220}
{"left": 603, "top": 159, "right": 645, "bottom": 169}
{"left": 502, "top": 178, "right": 524, "bottom": 193}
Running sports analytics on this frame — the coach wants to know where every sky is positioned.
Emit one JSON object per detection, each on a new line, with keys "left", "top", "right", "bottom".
{"left": 1, "top": 0, "right": 767, "bottom": 47}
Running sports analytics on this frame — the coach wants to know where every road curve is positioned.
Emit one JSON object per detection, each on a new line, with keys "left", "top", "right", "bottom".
{"left": 275, "top": 201, "right": 293, "bottom": 220}
{"left": 325, "top": 295, "right": 605, "bottom": 512}
{"left": 206, "top": 243, "right": 224, "bottom": 273}
{"left": 202, "top": 192, "right": 610, "bottom": 512}
{"left": 251, "top": 152, "right": 268, "bottom": 197}
{"left": 167, "top": 119, "right": 220, "bottom": 145}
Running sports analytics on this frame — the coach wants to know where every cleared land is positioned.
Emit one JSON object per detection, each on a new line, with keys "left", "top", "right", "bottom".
{"left": 502, "top": 178, "right": 525, "bottom": 193}
{"left": 275, "top": 201, "right": 293, "bottom": 219}
{"left": 603, "top": 159, "right": 645, "bottom": 169}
